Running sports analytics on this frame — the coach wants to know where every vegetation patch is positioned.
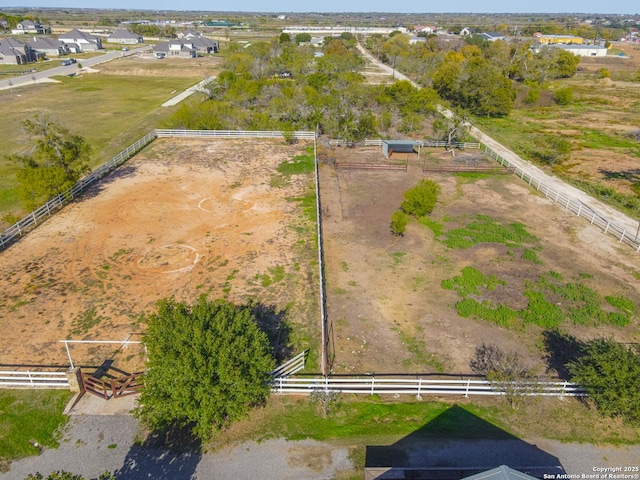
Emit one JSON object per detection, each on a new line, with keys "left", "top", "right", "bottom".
{"left": 0, "top": 390, "right": 71, "bottom": 466}
{"left": 445, "top": 269, "right": 636, "bottom": 330}
{"left": 439, "top": 215, "right": 538, "bottom": 249}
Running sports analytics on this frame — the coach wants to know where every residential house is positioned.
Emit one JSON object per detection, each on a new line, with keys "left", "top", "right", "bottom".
{"left": 460, "top": 27, "right": 474, "bottom": 36}
{"left": 29, "top": 36, "right": 69, "bottom": 57}
{"left": 153, "top": 35, "right": 218, "bottom": 58}
{"left": 153, "top": 40, "right": 197, "bottom": 58}
{"left": 0, "top": 37, "right": 39, "bottom": 64}
{"left": 11, "top": 20, "right": 50, "bottom": 35}
{"left": 107, "top": 30, "right": 143, "bottom": 44}
{"left": 58, "top": 29, "right": 103, "bottom": 52}
{"left": 478, "top": 31, "right": 505, "bottom": 42}
{"left": 177, "top": 29, "right": 199, "bottom": 40}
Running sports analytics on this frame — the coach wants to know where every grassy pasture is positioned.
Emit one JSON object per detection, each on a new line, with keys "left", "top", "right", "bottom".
{"left": 0, "top": 60, "right": 205, "bottom": 220}
{"left": 474, "top": 53, "right": 640, "bottom": 217}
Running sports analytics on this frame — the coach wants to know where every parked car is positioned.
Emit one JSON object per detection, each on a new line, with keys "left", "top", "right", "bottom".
{"left": 61, "top": 58, "right": 76, "bottom": 66}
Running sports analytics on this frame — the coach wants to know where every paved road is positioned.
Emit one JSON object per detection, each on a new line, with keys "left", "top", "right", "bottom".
{"left": 357, "top": 42, "right": 639, "bottom": 235}
{"left": 0, "top": 46, "right": 150, "bottom": 91}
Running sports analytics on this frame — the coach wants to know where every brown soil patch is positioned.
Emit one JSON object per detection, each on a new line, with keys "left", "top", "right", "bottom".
{"left": 95, "top": 55, "right": 224, "bottom": 78}
{"left": 0, "top": 138, "right": 317, "bottom": 372}
{"left": 320, "top": 147, "right": 640, "bottom": 375}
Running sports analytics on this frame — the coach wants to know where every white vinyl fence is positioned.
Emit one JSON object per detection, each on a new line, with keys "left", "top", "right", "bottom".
{"left": 156, "top": 129, "right": 316, "bottom": 140}
{"left": 271, "top": 376, "right": 586, "bottom": 398}
{"left": 483, "top": 145, "right": 640, "bottom": 253}
{"left": 0, "top": 370, "right": 69, "bottom": 388}
{"left": 0, "top": 131, "right": 157, "bottom": 250}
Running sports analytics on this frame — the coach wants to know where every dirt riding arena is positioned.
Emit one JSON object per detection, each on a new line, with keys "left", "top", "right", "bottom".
{"left": 0, "top": 138, "right": 317, "bottom": 372}
{"left": 320, "top": 146, "right": 640, "bottom": 375}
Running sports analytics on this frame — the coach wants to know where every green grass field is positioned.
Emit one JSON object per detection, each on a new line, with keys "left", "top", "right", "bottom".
{"left": 0, "top": 69, "right": 201, "bottom": 218}
{"left": 0, "top": 389, "right": 72, "bottom": 470}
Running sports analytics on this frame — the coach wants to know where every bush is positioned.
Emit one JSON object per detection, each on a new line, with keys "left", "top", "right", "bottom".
{"left": 554, "top": 87, "right": 573, "bottom": 105}
{"left": 596, "top": 68, "right": 611, "bottom": 79}
{"left": 390, "top": 210, "right": 409, "bottom": 236}
{"left": 568, "top": 338, "right": 640, "bottom": 425}
{"left": 400, "top": 179, "right": 441, "bottom": 218}
{"left": 524, "top": 88, "right": 540, "bottom": 105}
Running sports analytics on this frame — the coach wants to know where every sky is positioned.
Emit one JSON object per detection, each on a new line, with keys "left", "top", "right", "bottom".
{"left": 2, "top": 0, "right": 638, "bottom": 14}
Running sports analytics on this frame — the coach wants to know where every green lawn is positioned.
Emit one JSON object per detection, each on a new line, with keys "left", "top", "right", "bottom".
{"left": 0, "top": 389, "right": 72, "bottom": 470}
{"left": 0, "top": 71, "right": 201, "bottom": 217}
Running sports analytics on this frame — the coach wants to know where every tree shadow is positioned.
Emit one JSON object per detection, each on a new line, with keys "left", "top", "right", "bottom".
{"left": 250, "top": 302, "right": 294, "bottom": 363}
{"left": 114, "top": 424, "right": 202, "bottom": 480}
{"left": 541, "top": 330, "right": 585, "bottom": 380}
{"left": 598, "top": 167, "right": 640, "bottom": 182}
{"left": 365, "top": 404, "right": 565, "bottom": 479}
{"left": 75, "top": 164, "right": 140, "bottom": 201}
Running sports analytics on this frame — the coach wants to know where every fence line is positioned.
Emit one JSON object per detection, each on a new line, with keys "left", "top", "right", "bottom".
{"left": 0, "top": 370, "right": 70, "bottom": 388}
{"left": 482, "top": 145, "right": 640, "bottom": 253}
{"left": 156, "top": 129, "right": 316, "bottom": 140}
{"left": 0, "top": 130, "right": 317, "bottom": 251}
{"left": 271, "top": 376, "right": 586, "bottom": 398}
{"left": 0, "top": 131, "right": 157, "bottom": 251}
{"left": 362, "top": 139, "right": 480, "bottom": 149}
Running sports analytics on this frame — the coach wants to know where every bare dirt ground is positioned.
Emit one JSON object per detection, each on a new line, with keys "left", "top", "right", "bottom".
{"left": 320, "top": 146, "right": 640, "bottom": 375}
{"left": 94, "top": 54, "right": 224, "bottom": 78}
{"left": 0, "top": 138, "right": 318, "bottom": 373}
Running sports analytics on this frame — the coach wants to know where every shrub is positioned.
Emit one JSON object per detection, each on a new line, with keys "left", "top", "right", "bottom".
{"left": 554, "top": 87, "right": 573, "bottom": 105}
{"left": 390, "top": 210, "right": 409, "bottom": 236}
{"left": 400, "top": 179, "right": 441, "bottom": 218}
{"left": 524, "top": 88, "right": 540, "bottom": 105}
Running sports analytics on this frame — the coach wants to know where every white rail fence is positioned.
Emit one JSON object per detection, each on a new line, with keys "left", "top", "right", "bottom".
{"left": 271, "top": 376, "right": 586, "bottom": 398}
{"left": 0, "top": 130, "right": 316, "bottom": 251}
{"left": 0, "top": 131, "right": 157, "bottom": 250}
{"left": 156, "top": 129, "right": 316, "bottom": 140}
{"left": 0, "top": 370, "right": 70, "bottom": 388}
{"left": 483, "top": 145, "right": 640, "bottom": 253}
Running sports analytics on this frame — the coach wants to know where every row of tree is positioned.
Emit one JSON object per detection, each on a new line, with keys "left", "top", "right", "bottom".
{"left": 366, "top": 32, "right": 580, "bottom": 116}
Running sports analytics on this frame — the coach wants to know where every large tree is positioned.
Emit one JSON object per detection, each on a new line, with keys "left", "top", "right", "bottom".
{"left": 136, "top": 297, "right": 276, "bottom": 440}
{"left": 9, "top": 114, "right": 91, "bottom": 211}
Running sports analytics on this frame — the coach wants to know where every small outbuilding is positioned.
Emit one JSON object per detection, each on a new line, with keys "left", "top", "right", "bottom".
{"left": 382, "top": 140, "right": 420, "bottom": 158}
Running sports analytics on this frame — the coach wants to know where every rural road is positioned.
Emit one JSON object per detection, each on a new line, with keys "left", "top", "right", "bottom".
{"left": 357, "top": 42, "right": 640, "bottom": 236}
{"left": 0, "top": 46, "right": 150, "bottom": 91}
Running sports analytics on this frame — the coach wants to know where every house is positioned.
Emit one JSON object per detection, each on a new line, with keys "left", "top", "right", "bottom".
{"left": 153, "top": 35, "right": 218, "bottom": 58}
{"left": 460, "top": 27, "right": 474, "bottom": 36}
{"left": 58, "top": 29, "right": 103, "bottom": 52}
{"left": 0, "top": 37, "right": 39, "bottom": 64}
{"left": 478, "top": 32, "right": 505, "bottom": 42}
{"left": 28, "top": 36, "right": 69, "bottom": 57}
{"left": 153, "top": 40, "right": 197, "bottom": 58}
{"left": 177, "top": 29, "right": 199, "bottom": 40}
{"left": 107, "top": 30, "right": 143, "bottom": 45}
{"left": 409, "top": 35, "right": 426, "bottom": 44}
{"left": 11, "top": 20, "right": 50, "bottom": 35}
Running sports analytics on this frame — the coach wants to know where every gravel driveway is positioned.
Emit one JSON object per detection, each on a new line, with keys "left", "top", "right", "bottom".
{"left": 2, "top": 412, "right": 639, "bottom": 480}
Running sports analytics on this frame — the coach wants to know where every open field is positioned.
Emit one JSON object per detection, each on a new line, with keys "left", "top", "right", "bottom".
{"left": 474, "top": 43, "right": 640, "bottom": 215}
{"left": 0, "top": 138, "right": 319, "bottom": 373}
{"left": 0, "top": 54, "right": 222, "bottom": 221}
{"left": 320, "top": 146, "right": 640, "bottom": 375}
